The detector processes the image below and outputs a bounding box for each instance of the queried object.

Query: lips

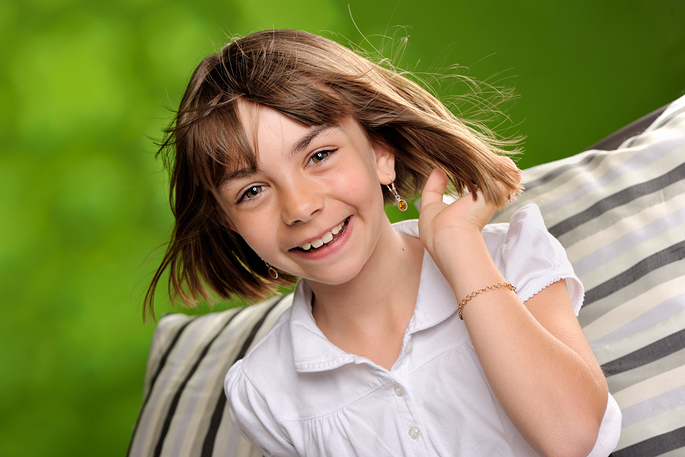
[296,218,349,251]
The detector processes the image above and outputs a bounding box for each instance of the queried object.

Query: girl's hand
[418,157,520,258]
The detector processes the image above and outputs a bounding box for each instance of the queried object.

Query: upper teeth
[300,222,344,251]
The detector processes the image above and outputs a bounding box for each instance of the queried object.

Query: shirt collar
[290,219,462,373]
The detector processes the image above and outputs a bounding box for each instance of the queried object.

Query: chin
[300,264,365,287]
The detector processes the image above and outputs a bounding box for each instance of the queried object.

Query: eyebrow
[220,167,256,187]
[217,163,259,192]
[290,124,335,157]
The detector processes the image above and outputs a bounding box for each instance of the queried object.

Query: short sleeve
[483,204,585,315]
[224,361,297,457]
[587,394,622,457]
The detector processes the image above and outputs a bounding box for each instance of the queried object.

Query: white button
[394,385,404,397]
[404,341,413,353]
[408,427,420,439]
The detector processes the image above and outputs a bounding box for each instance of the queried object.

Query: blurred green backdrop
[0,0,683,455]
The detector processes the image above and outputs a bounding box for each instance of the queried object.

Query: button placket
[388,342,427,448]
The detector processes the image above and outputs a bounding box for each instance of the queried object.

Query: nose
[280,177,323,225]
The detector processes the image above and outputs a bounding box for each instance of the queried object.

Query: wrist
[422,222,483,262]
[458,281,517,320]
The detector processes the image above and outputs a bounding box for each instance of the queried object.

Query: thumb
[420,168,449,210]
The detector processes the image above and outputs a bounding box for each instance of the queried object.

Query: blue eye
[307,149,335,166]
[240,185,265,201]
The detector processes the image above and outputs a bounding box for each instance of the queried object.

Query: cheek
[229,213,275,255]
[332,160,384,203]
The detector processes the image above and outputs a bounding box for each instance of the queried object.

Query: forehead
[235,100,342,158]
[237,100,298,147]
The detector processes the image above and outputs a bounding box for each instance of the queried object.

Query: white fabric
[225,204,622,456]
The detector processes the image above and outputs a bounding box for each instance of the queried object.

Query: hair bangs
[183,101,258,191]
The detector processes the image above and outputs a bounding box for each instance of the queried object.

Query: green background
[1,0,683,455]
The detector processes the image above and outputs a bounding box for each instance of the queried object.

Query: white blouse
[225,204,622,456]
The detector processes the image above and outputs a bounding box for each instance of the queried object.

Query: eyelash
[306,148,336,167]
[239,185,266,202]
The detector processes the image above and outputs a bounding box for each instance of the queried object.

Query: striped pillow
[127,295,293,457]
[492,95,685,457]
[129,95,685,457]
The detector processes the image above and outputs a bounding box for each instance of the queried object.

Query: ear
[372,140,396,185]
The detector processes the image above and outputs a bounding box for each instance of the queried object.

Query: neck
[306,218,424,368]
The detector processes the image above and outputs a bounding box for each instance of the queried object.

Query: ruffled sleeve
[224,360,297,457]
[483,204,585,315]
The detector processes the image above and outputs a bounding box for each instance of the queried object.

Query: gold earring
[386,178,407,212]
[264,261,278,279]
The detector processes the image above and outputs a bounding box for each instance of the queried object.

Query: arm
[419,167,607,457]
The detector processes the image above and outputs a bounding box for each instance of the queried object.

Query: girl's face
[219,103,395,286]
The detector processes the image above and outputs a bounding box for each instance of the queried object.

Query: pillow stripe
[549,162,685,238]
[147,318,198,395]
[583,240,685,306]
[579,262,684,328]
[616,404,685,452]
[607,350,685,395]
[620,383,685,429]
[539,141,682,221]
[557,181,685,254]
[601,329,685,376]
[153,308,247,457]
[200,297,288,457]
[521,151,600,191]
[611,426,685,457]
[645,109,685,134]
[587,292,685,352]
[566,190,685,263]
[126,317,198,457]
[509,151,611,215]
[580,228,684,294]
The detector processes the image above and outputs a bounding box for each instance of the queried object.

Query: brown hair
[145,29,521,320]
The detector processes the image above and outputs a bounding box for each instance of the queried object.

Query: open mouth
[295,218,350,252]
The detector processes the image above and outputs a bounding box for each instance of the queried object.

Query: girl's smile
[289,216,352,261]
[294,217,347,252]
[219,102,397,286]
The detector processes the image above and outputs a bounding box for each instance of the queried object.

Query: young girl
[148,29,621,456]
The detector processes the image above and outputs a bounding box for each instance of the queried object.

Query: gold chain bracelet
[458,281,517,320]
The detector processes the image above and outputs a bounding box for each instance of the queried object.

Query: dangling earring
[386,176,407,211]
[264,261,279,280]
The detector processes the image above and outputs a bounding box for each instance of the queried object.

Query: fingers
[499,156,523,189]
[420,158,522,215]
[420,168,449,210]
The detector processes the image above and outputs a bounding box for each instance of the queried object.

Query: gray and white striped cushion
[128,96,685,457]
[127,295,293,457]
[492,95,685,457]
